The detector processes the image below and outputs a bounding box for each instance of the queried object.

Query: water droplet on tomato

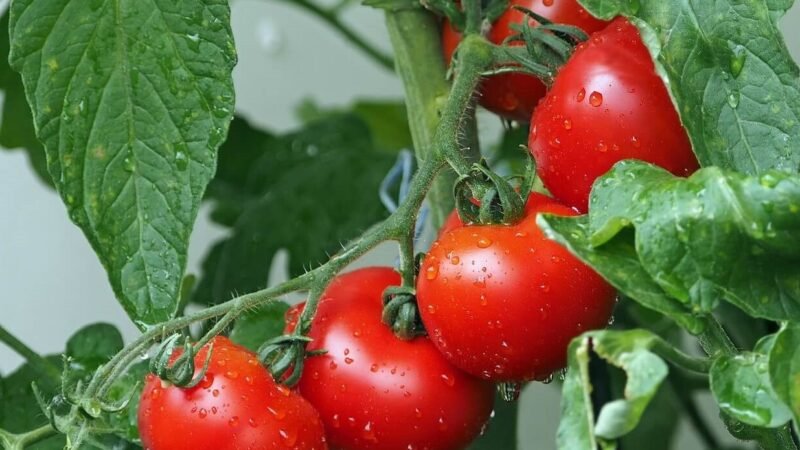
[542,0,554,6]
[596,141,608,152]
[477,237,492,248]
[426,304,436,314]
[563,119,572,130]
[441,373,455,387]
[438,417,448,431]
[198,408,208,418]
[276,385,292,397]
[244,376,253,385]
[225,370,239,380]
[363,422,379,443]
[549,137,561,147]
[577,88,586,102]
[370,364,379,372]
[450,255,460,264]
[249,418,258,428]
[268,406,287,420]
[589,91,603,107]
[150,388,161,399]
[479,294,488,306]
[199,374,214,389]
[329,361,338,370]
[279,428,298,447]
[211,406,218,414]
[228,416,239,427]
[414,408,423,418]
[425,265,439,280]
[344,348,350,356]
[344,357,354,365]
[332,414,341,428]
[631,136,641,148]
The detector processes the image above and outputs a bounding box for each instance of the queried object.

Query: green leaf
[194,114,394,305]
[557,329,668,450]
[468,393,517,450]
[296,99,413,153]
[579,0,800,174]
[541,161,800,323]
[66,323,124,371]
[768,324,800,424]
[711,351,792,428]
[8,0,237,328]
[229,302,290,352]
[0,11,50,187]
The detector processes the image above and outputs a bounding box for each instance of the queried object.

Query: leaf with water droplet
[711,351,791,428]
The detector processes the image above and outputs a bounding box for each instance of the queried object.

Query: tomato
[529,17,699,212]
[296,267,494,450]
[442,0,608,120]
[416,193,616,381]
[138,336,327,450]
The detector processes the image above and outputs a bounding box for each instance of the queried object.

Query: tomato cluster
[139,3,701,449]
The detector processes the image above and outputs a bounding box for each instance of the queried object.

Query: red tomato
[529,17,699,212]
[296,267,494,450]
[417,193,617,381]
[138,336,327,450]
[442,0,608,120]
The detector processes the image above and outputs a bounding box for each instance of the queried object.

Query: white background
[2,2,800,448]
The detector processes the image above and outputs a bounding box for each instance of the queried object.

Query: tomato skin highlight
[417,193,617,382]
[529,17,699,212]
[442,0,608,120]
[138,336,327,450]
[296,267,494,450]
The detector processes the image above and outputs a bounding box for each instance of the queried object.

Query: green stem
[0,324,60,381]
[280,0,394,71]
[0,424,58,450]
[651,337,712,373]
[695,316,798,450]
[384,9,455,229]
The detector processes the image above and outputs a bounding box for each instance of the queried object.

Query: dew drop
[576,88,586,102]
[332,414,341,428]
[425,265,439,280]
[225,370,239,380]
[175,151,188,171]
[198,408,208,418]
[276,385,292,397]
[426,304,437,314]
[344,357,354,365]
[730,43,747,78]
[596,141,608,152]
[450,255,460,265]
[329,361,338,370]
[563,119,572,130]
[543,0,554,5]
[279,428,298,447]
[370,364,380,373]
[363,422,378,443]
[589,91,603,107]
[228,416,239,427]
[441,373,455,387]
[477,237,493,248]
[212,389,220,397]
[631,136,641,148]
[268,406,287,420]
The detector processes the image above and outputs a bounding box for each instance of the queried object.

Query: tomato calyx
[454,159,533,225]
[491,6,589,82]
[149,334,214,388]
[257,333,318,387]
[381,285,426,340]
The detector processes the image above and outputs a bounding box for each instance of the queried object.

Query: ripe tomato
[295,267,494,450]
[138,336,327,450]
[416,193,617,381]
[442,0,608,120]
[529,17,699,212]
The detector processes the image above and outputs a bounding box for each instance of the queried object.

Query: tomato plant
[417,193,616,381]
[138,336,327,450]
[294,268,494,450]
[528,17,699,212]
[442,0,608,121]
[3,0,800,449]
